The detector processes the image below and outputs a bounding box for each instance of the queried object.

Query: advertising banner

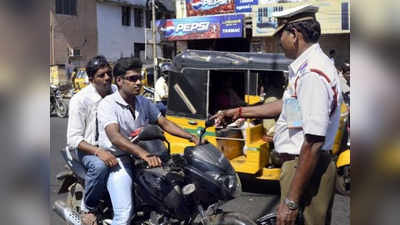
[186,0,235,16]
[234,0,258,13]
[157,14,244,41]
[252,0,350,37]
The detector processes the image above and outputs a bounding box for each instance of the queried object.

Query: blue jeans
[107,157,134,225]
[79,153,110,212]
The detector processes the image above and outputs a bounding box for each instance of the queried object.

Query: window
[68,48,80,57]
[134,8,144,27]
[122,6,131,26]
[134,43,145,59]
[146,10,152,28]
[341,2,349,30]
[55,0,77,15]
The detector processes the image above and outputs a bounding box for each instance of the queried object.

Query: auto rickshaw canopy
[172,49,293,72]
[167,50,292,120]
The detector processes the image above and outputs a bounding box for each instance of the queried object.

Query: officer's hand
[141,154,162,168]
[210,110,232,127]
[96,148,118,167]
[276,202,298,225]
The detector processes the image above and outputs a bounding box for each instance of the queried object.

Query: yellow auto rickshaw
[71,68,89,93]
[164,50,350,193]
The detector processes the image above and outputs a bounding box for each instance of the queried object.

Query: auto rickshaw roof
[173,49,293,71]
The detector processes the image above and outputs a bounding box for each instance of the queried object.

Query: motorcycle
[142,86,155,101]
[53,120,255,225]
[50,85,68,118]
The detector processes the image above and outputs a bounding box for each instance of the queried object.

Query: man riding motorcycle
[97,57,200,225]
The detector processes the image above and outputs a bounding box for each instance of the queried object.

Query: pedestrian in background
[154,62,171,115]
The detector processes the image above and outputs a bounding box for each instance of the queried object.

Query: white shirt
[97,91,161,156]
[67,83,118,149]
[154,76,168,102]
[338,71,350,93]
[273,44,342,154]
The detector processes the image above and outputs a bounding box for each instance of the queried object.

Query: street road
[50,117,350,225]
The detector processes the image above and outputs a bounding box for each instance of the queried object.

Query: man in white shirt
[211,4,341,225]
[97,57,199,225]
[67,55,118,225]
[154,63,170,115]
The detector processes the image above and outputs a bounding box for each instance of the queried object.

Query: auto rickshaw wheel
[336,165,351,196]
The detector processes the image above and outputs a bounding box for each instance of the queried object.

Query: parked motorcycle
[53,120,254,225]
[50,85,68,118]
[142,86,155,101]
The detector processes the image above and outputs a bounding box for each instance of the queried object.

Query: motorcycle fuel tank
[135,167,189,219]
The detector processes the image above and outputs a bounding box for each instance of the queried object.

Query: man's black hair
[113,57,142,77]
[85,55,110,79]
[284,19,321,43]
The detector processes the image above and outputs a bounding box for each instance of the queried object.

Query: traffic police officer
[211,4,342,225]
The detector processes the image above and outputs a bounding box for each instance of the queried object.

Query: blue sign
[235,0,258,13]
[157,14,244,41]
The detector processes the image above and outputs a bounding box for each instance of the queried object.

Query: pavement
[50,117,350,225]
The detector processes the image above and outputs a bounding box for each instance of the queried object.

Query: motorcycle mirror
[182,183,196,196]
[136,125,166,141]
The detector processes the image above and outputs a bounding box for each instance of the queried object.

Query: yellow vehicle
[164,50,351,187]
[141,58,173,88]
[332,102,351,195]
[50,65,67,86]
[141,64,155,88]
[72,68,89,93]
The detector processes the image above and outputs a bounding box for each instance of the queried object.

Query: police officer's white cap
[272,4,319,36]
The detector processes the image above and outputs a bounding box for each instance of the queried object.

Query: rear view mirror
[137,125,166,141]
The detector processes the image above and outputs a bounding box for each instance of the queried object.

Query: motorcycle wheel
[208,212,257,225]
[50,102,55,116]
[336,165,351,196]
[56,100,68,118]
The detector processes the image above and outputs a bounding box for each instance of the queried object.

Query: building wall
[319,33,350,68]
[255,33,350,69]
[97,2,162,63]
[50,0,98,67]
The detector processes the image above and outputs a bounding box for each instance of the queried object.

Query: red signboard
[186,0,235,17]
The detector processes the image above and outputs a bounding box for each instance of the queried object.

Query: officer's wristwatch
[284,198,299,210]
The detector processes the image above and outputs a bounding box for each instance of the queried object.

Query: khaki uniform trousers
[279,151,336,225]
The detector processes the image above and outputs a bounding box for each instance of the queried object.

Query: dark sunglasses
[123,75,142,82]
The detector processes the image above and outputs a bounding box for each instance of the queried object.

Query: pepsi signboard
[157,14,244,41]
[186,0,235,16]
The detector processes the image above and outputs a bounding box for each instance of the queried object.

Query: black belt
[276,151,331,165]
[276,153,299,164]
